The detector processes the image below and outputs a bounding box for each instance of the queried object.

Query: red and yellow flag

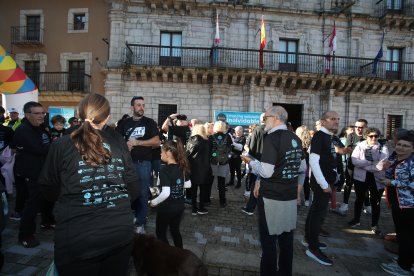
[259,15,266,69]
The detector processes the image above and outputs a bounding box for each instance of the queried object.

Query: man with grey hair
[304,111,341,266]
[241,105,305,275]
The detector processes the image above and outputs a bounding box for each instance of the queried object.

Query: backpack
[211,134,230,165]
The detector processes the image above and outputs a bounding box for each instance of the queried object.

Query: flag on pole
[0,45,38,94]
[372,30,385,75]
[324,22,337,74]
[259,15,266,69]
[214,13,220,46]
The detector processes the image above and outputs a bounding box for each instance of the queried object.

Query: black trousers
[229,157,242,186]
[191,182,207,211]
[257,197,293,276]
[343,169,371,206]
[14,174,29,214]
[245,175,258,212]
[56,242,133,276]
[18,178,55,239]
[156,208,184,248]
[353,172,383,227]
[217,176,226,204]
[305,180,331,251]
[395,208,414,271]
[303,176,310,201]
[204,170,214,204]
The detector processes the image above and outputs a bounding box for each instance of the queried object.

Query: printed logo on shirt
[42,133,50,144]
[291,139,298,148]
[103,142,111,152]
[130,127,146,139]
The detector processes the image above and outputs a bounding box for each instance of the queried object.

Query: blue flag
[372,31,385,75]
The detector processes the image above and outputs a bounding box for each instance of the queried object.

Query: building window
[387,0,402,11]
[278,39,298,72]
[68,8,88,33]
[68,60,85,91]
[386,48,402,80]
[26,15,41,41]
[386,114,403,140]
[158,104,177,126]
[159,32,182,66]
[73,13,86,30]
[25,61,40,87]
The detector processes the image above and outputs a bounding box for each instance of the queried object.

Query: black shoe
[348,219,361,228]
[306,249,333,266]
[40,223,55,230]
[241,207,254,216]
[19,235,40,248]
[197,208,208,215]
[192,209,198,216]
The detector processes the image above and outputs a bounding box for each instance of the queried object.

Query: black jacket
[186,135,211,184]
[12,120,50,179]
[39,130,139,265]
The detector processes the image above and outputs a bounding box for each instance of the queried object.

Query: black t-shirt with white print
[157,164,185,213]
[310,130,338,185]
[115,116,159,161]
[260,129,304,201]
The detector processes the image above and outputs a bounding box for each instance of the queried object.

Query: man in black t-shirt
[241,106,305,275]
[161,113,192,145]
[304,111,344,266]
[116,96,160,234]
[338,118,370,215]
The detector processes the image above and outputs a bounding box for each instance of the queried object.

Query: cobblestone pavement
[2,178,397,275]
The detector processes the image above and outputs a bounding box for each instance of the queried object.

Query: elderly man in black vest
[241,105,305,276]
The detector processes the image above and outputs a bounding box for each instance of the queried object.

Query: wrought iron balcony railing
[377,0,414,18]
[125,44,414,81]
[11,26,44,45]
[29,72,91,93]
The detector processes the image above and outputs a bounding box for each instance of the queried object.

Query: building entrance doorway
[273,103,303,130]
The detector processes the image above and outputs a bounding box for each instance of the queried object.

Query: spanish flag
[260,15,266,69]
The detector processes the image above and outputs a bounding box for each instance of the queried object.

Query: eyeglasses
[263,115,275,121]
[396,143,413,148]
[367,135,378,138]
[28,112,46,116]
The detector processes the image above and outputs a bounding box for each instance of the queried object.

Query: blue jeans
[133,160,152,226]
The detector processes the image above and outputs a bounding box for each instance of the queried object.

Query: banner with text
[214,111,261,126]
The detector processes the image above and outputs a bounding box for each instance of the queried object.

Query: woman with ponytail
[39,94,139,275]
[149,138,190,248]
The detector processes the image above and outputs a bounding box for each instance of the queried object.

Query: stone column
[107,3,126,68]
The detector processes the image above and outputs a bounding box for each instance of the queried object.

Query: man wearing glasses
[338,119,371,215]
[11,101,51,247]
[241,106,305,275]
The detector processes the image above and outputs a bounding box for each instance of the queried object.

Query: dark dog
[132,233,208,276]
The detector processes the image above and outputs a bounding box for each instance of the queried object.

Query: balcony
[11,26,44,45]
[377,0,414,29]
[31,72,91,93]
[125,44,414,81]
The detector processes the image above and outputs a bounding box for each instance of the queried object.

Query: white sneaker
[304,200,310,207]
[364,206,372,215]
[244,191,250,198]
[381,262,411,275]
[135,225,146,234]
[339,203,348,213]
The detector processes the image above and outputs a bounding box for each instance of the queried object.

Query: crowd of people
[0,94,412,276]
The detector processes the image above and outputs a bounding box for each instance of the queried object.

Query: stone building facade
[104,0,414,137]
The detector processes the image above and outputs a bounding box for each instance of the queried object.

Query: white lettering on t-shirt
[130,127,146,139]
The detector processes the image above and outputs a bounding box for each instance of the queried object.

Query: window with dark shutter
[386,114,403,140]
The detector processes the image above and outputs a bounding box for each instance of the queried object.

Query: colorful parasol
[0,45,38,94]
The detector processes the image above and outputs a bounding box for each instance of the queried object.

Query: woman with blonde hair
[296,125,312,206]
[39,94,139,275]
[209,121,233,207]
[186,124,211,215]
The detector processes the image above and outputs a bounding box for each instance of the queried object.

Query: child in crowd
[49,115,66,141]
[150,139,191,248]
